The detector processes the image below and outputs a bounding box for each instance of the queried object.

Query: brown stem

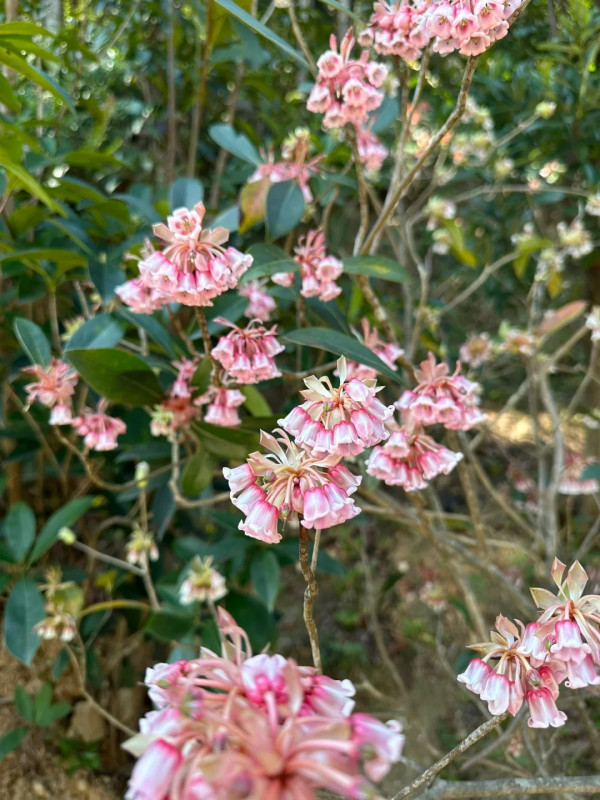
[417,775,600,799]
[299,526,322,673]
[187,8,212,177]
[391,713,509,800]
[166,0,177,185]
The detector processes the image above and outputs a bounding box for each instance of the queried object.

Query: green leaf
[250,550,280,612]
[36,700,72,726]
[283,328,403,383]
[118,311,178,360]
[12,317,51,366]
[0,726,28,760]
[88,254,125,302]
[241,243,298,284]
[211,0,309,68]
[14,685,34,721]
[4,578,45,665]
[65,348,163,405]
[29,496,95,563]
[4,502,36,563]
[145,611,196,643]
[169,177,204,210]
[0,248,86,270]
[0,72,19,112]
[0,145,63,213]
[581,463,600,481]
[181,450,217,496]
[0,50,73,111]
[343,255,412,284]
[64,314,124,351]
[208,123,261,166]
[223,590,275,651]
[266,181,305,240]
[241,385,273,416]
[316,0,362,22]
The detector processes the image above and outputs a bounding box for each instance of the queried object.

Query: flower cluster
[247,129,321,203]
[356,126,389,172]
[586,306,600,343]
[273,229,344,302]
[151,358,200,439]
[23,358,78,426]
[123,203,252,308]
[125,610,404,800]
[238,280,277,322]
[366,422,463,491]
[126,526,159,566]
[396,352,487,430]
[280,358,393,459]
[225,429,362,543]
[179,556,227,605]
[72,400,127,452]
[307,29,387,130]
[459,332,493,368]
[212,318,284,384]
[360,0,521,61]
[196,386,246,428]
[459,560,600,727]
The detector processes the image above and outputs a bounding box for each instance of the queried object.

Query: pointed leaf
[4,502,36,563]
[0,726,28,760]
[4,578,45,665]
[169,177,204,210]
[251,550,280,612]
[65,348,163,405]
[64,314,125,351]
[266,181,304,240]
[209,123,261,166]
[241,243,298,284]
[29,496,95,563]
[283,327,403,383]
[13,317,51,366]
[212,0,309,68]
[343,255,412,284]
[239,178,270,233]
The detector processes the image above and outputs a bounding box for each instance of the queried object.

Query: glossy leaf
[4,578,45,665]
[0,50,73,111]
[181,450,217,496]
[241,243,298,284]
[283,327,403,383]
[65,348,163,405]
[13,317,51,366]
[29,496,95,563]
[169,177,204,210]
[242,385,273,416]
[212,0,309,68]
[64,314,125,351]
[4,502,36,563]
[342,255,412,284]
[239,178,270,233]
[266,181,304,240]
[209,123,262,166]
[0,145,63,213]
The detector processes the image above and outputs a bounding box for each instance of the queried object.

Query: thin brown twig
[299,526,322,673]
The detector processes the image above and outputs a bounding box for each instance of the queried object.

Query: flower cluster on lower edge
[125,609,404,800]
[457,559,600,728]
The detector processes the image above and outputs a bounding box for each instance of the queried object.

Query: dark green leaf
[316,0,362,22]
[250,550,280,612]
[65,348,163,405]
[88,254,125,302]
[223,590,275,651]
[266,181,304,240]
[241,385,272,417]
[64,314,124,351]
[37,701,72,726]
[4,578,45,665]
[208,123,261,166]
[29,496,95,563]
[4,502,36,563]
[0,726,28,760]
[283,328,403,383]
[343,255,412,284]
[0,51,73,111]
[169,177,204,209]
[14,685,34,721]
[211,0,309,68]
[145,611,196,643]
[241,243,298,284]
[12,317,51,366]
[181,450,217,496]
[118,311,178,360]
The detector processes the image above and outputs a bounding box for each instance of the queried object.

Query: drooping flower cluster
[280,358,393,459]
[356,126,389,172]
[307,29,387,131]
[117,242,167,314]
[211,318,284,384]
[124,203,252,307]
[125,609,404,800]
[559,450,599,496]
[360,0,521,61]
[458,560,600,728]
[396,352,487,430]
[459,332,493,368]
[151,358,200,439]
[196,386,246,428]
[247,129,321,202]
[23,358,78,425]
[344,318,404,381]
[72,400,127,451]
[366,421,462,491]
[179,556,227,605]
[238,280,277,322]
[125,526,159,566]
[273,229,344,302]
[224,429,362,543]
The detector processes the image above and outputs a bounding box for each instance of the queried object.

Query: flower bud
[136,461,151,487]
[58,526,76,545]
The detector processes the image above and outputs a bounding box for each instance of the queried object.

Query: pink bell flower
[211,318,284,384]
[525,688,567,728]
[71,400,126,451]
